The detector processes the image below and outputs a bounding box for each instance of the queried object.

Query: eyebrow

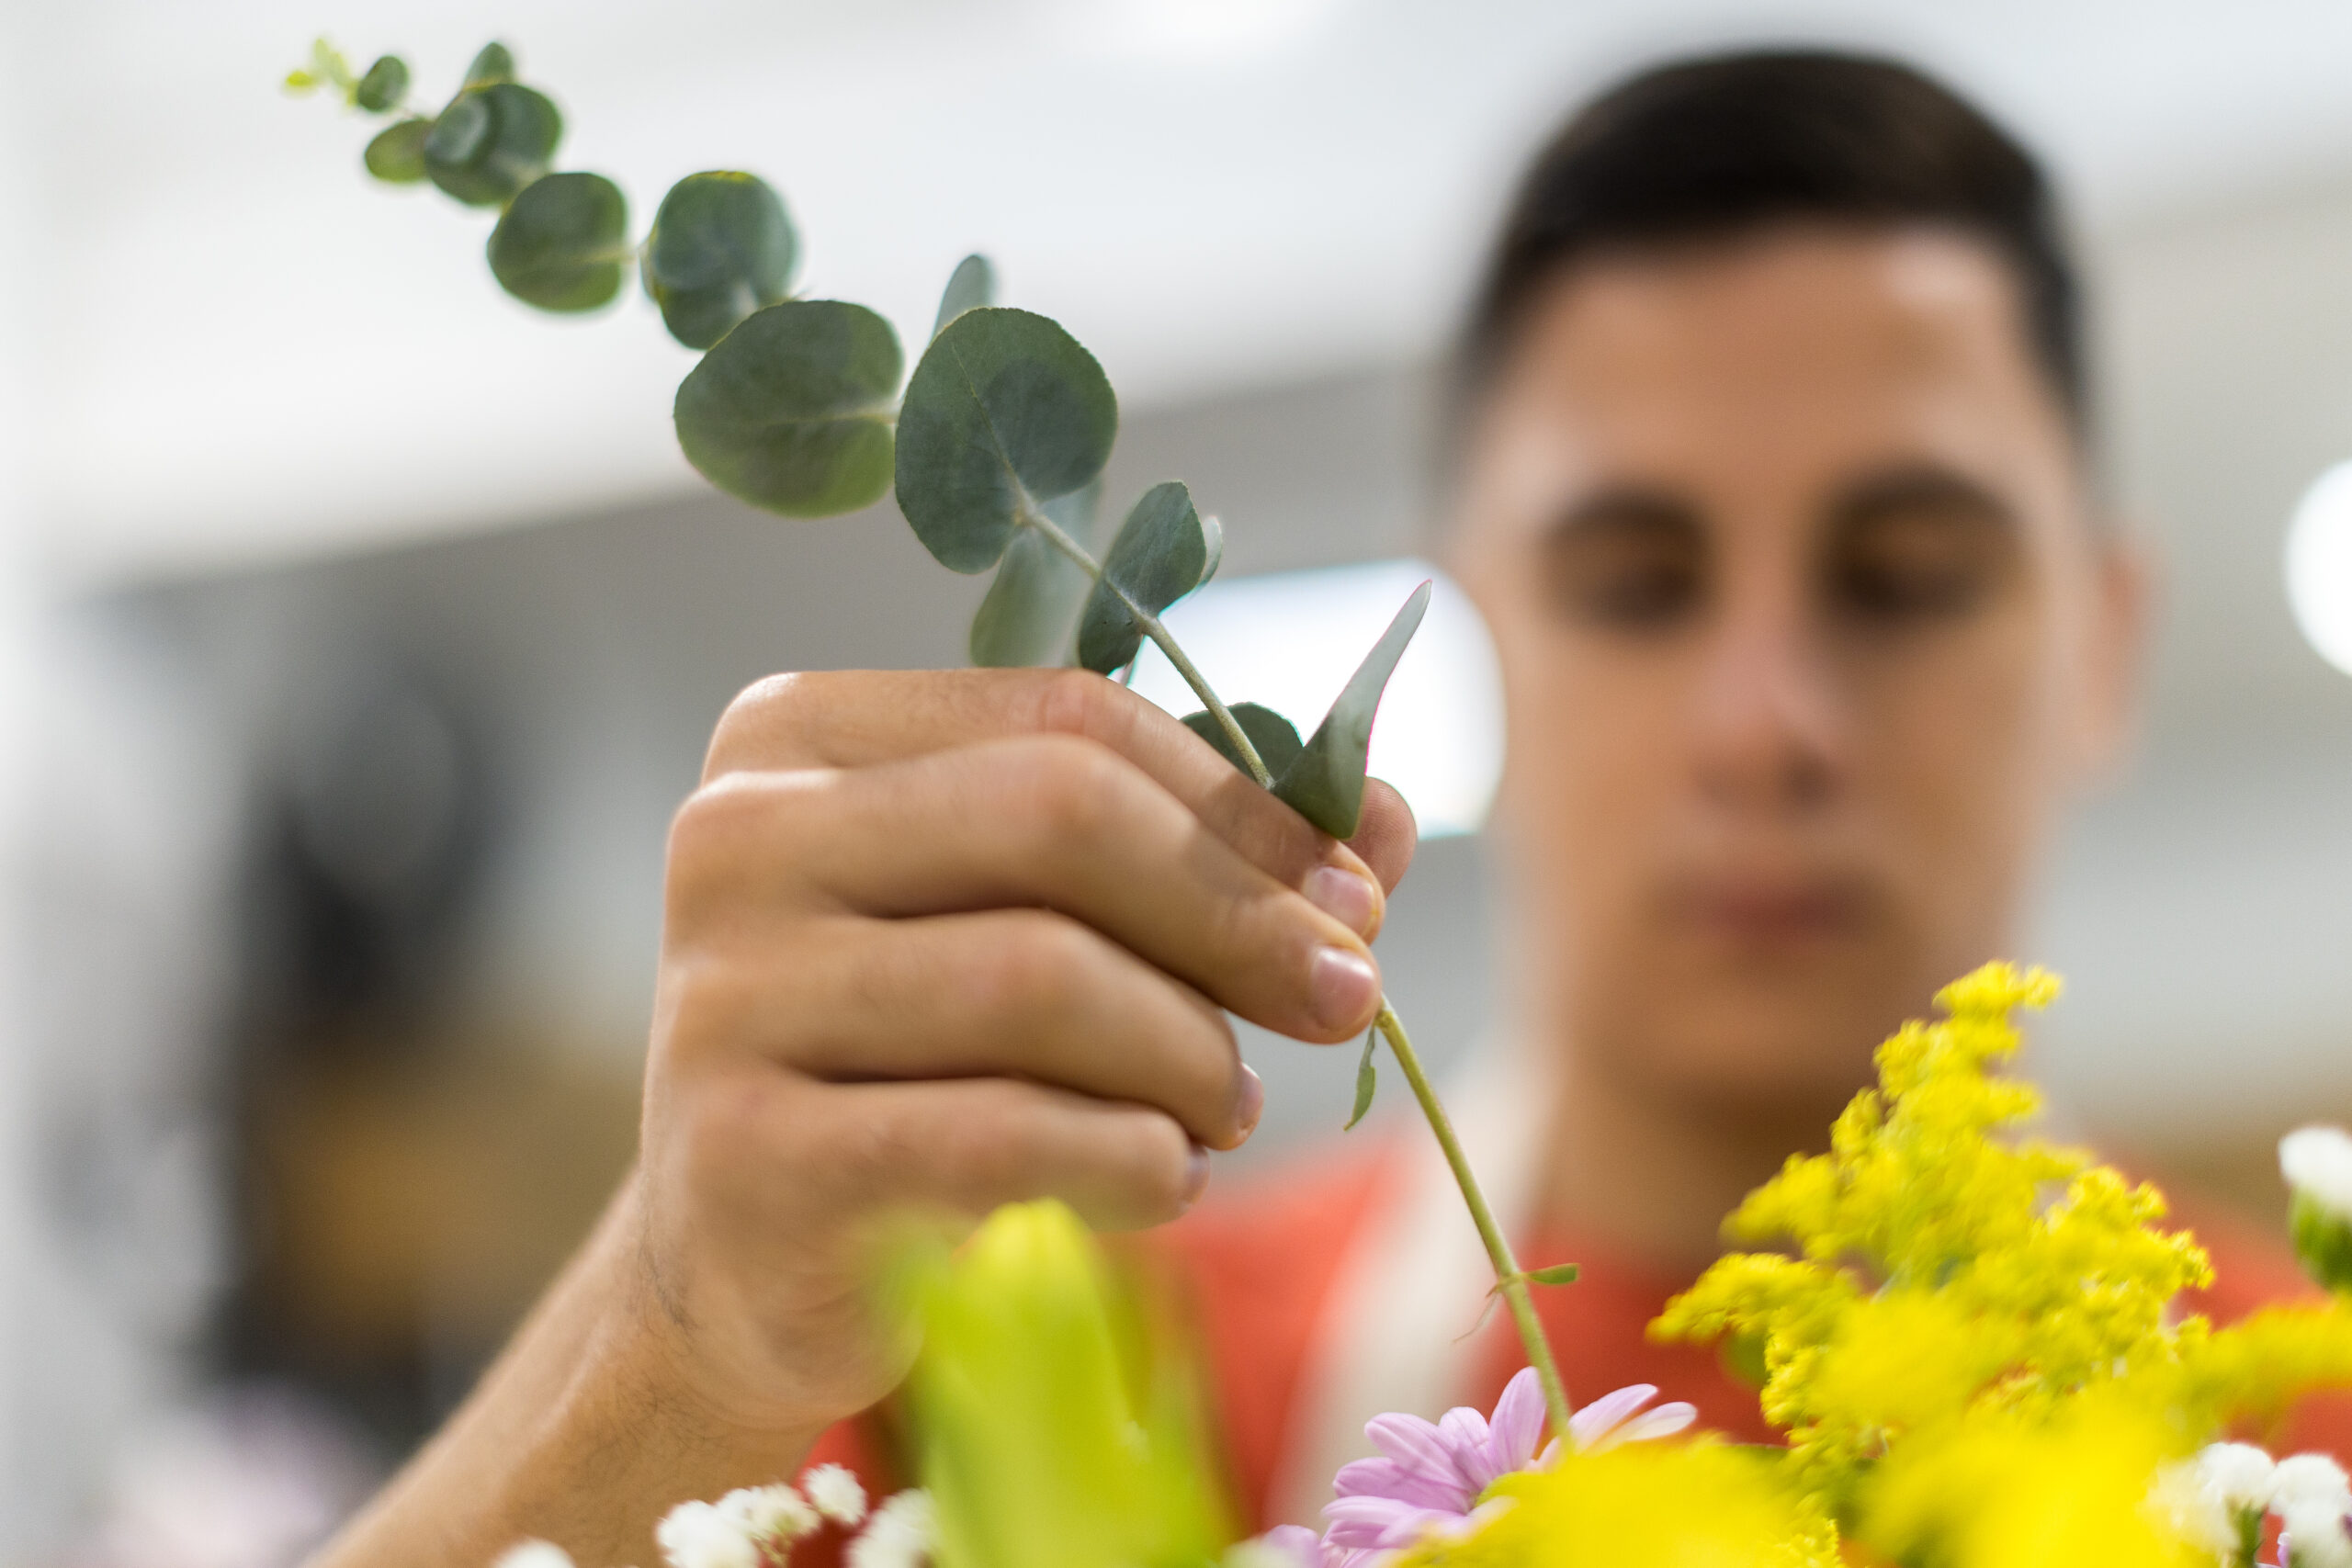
[1544,484,1705,545]
[1823,464,2018,536]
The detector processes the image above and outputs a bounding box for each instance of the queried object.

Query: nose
[1689,573,1846,817]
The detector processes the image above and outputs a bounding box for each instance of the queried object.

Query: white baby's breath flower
[656,1498,760,1568]
[2276,1455,2352,1510]
[493,1542,579,1568]
[847,1489,934,1568]
[801,1462,868,1527]
[2202,1441,2283,1516]
[2284,1129,2352,1217]
[2282,1497,2352,1568]
[718,1482,820,1545]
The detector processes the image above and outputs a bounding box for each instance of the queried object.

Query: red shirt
[808,1139,2352,1536]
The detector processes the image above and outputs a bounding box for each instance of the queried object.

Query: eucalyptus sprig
[296,38,1577,1438]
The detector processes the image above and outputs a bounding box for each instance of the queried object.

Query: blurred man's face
[1450,225,2141,1126]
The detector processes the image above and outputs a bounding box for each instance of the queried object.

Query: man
[319,51,2346,1567]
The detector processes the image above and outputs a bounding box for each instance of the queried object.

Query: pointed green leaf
[424,82,560,207]
[674,299,902,517]
[1272,582,1431,839]
[1344,1029,1378,1131]
[968,479,1101,669]
[363,118,432,183]
[933,254,995,339]
[465,41,516,86]
[487,172,629,312]
[894,307,1118,573]
[356,55,409,113]
[644,172,797,350]
[1181,703,1303,780]
[1075,481,1216,673]
[1525,1263,1581,1287]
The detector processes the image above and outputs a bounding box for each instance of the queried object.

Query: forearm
[311,1171,828,1568]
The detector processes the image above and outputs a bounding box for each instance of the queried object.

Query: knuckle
[974,913,1100,1022]
[1030,667,1133,744]
[706,671,824,780]
[1009,734,1131,845]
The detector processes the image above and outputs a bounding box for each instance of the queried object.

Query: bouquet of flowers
[288,43,2352,1568]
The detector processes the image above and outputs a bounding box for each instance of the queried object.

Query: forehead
[1470,226,2077,514]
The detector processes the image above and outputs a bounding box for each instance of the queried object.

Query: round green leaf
[674,299,903,518]
[488,173,630,312]
[1076,481,1213,673]
[643,172,797,350]
[424,83,561,208]
[1181,703,1304,780]
[356,54,409,113]
[932,254,995,340]
[969,478,1101,668]
[363,118,432,184]
[894,307,1117,573]
[466,41,516,85]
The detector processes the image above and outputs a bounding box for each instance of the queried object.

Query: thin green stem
[1025,506,1272,785]
[1030,495,1575,1438]
[1375,1000,1576,1439]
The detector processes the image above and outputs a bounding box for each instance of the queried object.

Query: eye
[1539,505,1709,632]
[1826,506,2015,626]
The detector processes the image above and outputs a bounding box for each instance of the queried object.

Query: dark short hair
[1454,50,2084,439]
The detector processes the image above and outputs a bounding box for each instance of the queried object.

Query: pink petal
[1484,1368,1547,1475]
[1437,1407,1494,1488]
[1567,1383,1657,1451]
[1373,1507,1466,1551]
[1323,1495,1430,1551]
[1332,1457,1466,1512]
[1600,1403,1696,1450]
[1364,1413,1474,1493]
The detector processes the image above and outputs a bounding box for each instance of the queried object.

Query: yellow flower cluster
[1389,1439,1839,1568]
[1654,963,2224,1492]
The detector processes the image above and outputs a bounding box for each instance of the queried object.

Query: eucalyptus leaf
[465,41,516,85]
[356,54,409,113]
[1075,481,1215,673]
[1197,513,1224,588]
[1180,703,1303,780]
[363,118,431,183]
[673,299,902,517]
[644,172,797,350]
[1526,1263,1581,1286]
[487,172,629,311]
[1272,582,1431,839]
[1344,1029,1378,1131]
[424,82,561,207]
[894,307,1117,573]
[932,254,995,339]
[968,478,1101,669]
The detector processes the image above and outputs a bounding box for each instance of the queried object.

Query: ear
[2070,525,2156,788]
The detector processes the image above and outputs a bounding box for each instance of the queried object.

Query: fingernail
[1181,1145,1212,1205]
[1236,1066,1265,1139]
[1305,865,1380,935]
[1309,945,1380,1031]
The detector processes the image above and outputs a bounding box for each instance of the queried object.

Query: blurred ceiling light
[2286,458,2352,676]
[1128,558,1504,837]
[1057,0,1347,62]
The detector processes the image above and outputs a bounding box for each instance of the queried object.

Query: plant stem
[1375,999,1576,1439]
[1026,495,1576,1438]
[1025,505,1271,784]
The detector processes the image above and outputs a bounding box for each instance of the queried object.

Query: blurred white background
[6,0,2352,1561]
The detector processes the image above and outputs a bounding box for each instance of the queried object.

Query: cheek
[1843,610,2064,886]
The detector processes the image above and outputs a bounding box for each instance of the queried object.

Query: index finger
[705,667,1417,928]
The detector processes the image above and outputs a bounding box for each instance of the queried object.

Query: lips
[1667,872,1876,947]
